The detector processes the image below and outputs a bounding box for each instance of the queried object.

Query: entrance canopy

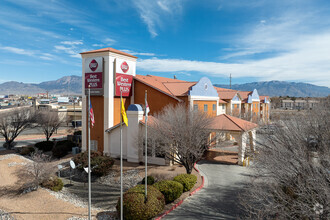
[208,114,258,132]
[208,114,258,165]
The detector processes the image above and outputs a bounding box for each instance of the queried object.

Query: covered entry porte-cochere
[207,114,258,165]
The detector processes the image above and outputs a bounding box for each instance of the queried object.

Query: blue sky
[0,0,330,87]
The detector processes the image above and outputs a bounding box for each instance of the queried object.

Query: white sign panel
[84,57,103,73]
[84,57,104,95]
[115,58,136,76]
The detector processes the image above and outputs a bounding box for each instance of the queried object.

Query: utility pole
[230,74,232,89]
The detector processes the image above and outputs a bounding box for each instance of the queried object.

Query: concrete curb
[155,161,205,220]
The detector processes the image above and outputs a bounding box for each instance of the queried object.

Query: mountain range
[214,81,330,97]
[0,75,329,97]
[0,75,81,95]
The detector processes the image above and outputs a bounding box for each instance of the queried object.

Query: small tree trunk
[185,164,193,174]
[5,139,14,149]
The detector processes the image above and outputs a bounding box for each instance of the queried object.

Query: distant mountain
[214,81,330,97]
[1,76,329,97]
[0,75,82,95]
[38,75,82,94]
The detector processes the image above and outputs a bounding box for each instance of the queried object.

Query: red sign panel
[115,73,133,97]
[85,72,103,89]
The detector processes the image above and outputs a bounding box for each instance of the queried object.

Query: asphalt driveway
[164,160,252,219]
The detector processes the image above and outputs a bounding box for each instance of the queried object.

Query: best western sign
[115,59,134,97]
[84,57,103,95]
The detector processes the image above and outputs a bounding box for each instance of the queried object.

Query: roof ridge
[162,82,176,97]
[134,77,182,102]
[224,114,245,131]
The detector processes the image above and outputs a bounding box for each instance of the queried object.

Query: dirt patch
[0,154,98,220]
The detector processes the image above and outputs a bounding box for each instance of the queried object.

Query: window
[222,104,225,110]
[232,104,235,109]
[204,104,208,112]
[193,104,198,111]
[213,104,216,111]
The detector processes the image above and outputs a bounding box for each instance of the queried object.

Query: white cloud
[92,44,105,47]
[104,38,116,45]
[137,33,330,87]
[70,54,81,58]
[54,45,81,59]
[0,46,34,56]
[53,40,85,59]
[60,40,83,45]
[133,0,183,37]
[120,49,156,56]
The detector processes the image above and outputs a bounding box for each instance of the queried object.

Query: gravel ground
[97,169,142,191]
[0,209,15,220]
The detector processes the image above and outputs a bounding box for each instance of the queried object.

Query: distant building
[281,98,319,110]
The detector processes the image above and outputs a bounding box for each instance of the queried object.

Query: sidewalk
[0,130,69,142]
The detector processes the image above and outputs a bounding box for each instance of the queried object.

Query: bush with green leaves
[73,151,114,176]
[153,180,183,204]
[116,184,165,220]
[142,175,155,185]
[20,146,35,156]
[173,174,197,192]
[41,176,63,192]
[35,141,54,152]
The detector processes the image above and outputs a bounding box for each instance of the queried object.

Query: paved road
[164,161,252,220]
[0,135,67,150]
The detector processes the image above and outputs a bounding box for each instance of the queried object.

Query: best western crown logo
[121,61,129,73]
[89,59,98,71]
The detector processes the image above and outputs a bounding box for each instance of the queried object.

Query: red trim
[190,176,204,196]
[155,160,205,219]
[7,134,67,141]
[155,199,184,220]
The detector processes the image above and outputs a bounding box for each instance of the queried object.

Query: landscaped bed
[0,151,203,220]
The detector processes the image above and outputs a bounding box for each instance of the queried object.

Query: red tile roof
[139,115,157,126]
[134,75,195,100]
[260,95,270,103]
[239,91,252,103]
[218,99,228,104]
[208,114,258,131]
[80,47,138,58]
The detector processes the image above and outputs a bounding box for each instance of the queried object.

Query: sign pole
[145,90,148,200]
[88,86,91,220]
[120,91,123,220]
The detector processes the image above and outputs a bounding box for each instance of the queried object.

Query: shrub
[35,141,54,152]
[20,146,35,156]
[73,151,114,176]
[73,130,82,135]
[142,176,155,185]
[116,185,165,220]
[173,174,197,192]
[154,180,183,204]
[41,176,63,192]
[52,144,69,158]
[56,140,75,152]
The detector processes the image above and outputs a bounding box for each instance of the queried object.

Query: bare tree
[37,110,64,141]
[0,107,35,149]
[17,152,56,190]
[240,98,330,219]
[144,104,213,174]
